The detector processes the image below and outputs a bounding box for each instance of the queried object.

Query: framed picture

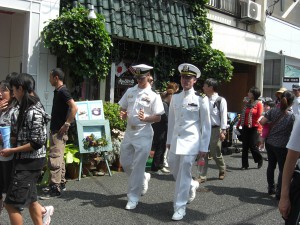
[76,101,89,120]
[76,119,112,154]
[75,100,104,120]
[88,100,104,120]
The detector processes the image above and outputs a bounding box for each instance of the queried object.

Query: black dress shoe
[241,167,248,170]
[268,187,276,195]
[258,160,263,169]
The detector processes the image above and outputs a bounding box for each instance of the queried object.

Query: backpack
[213,96,223,112]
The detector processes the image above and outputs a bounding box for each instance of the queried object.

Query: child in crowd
[0,80,16,216]
[259,99,276,152]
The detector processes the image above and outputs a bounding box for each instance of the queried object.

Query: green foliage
[190,45,234,83]
[152,54,178,91]
[103,102,127,134]
[187,1,233,83]
[152,0,233,85]
[64,144,80,164]
[187,0,213,46]
[41,5,112,80]
[151,48,188,92]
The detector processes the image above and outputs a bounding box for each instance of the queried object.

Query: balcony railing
[208,0,240,16]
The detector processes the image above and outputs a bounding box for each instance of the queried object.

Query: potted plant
[64,144,80,179]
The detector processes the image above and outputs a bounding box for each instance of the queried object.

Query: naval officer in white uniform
[167,63,211,221]
[118,64,164,210]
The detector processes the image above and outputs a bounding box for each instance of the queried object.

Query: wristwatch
[64,122,71,127]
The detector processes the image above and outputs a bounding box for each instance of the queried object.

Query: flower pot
[66,163,80,179]
[111,156,123,172]
[96,160,108,173]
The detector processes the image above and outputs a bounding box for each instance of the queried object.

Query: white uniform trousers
[120,125,153,202]
[168,152,197,211]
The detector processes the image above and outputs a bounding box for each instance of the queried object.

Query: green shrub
[103,102,127,137]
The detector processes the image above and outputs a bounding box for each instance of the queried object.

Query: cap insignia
[136,68,141,75]
[182,65,189,72]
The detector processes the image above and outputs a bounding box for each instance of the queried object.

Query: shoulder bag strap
[269,112,286,131]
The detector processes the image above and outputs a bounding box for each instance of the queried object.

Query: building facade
[0,0,60,113]
[1,0,272,113]
[264,0,300,98]
[82,0,267,112]
[207,0,265,111]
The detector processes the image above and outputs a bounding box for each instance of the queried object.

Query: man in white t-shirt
[279,118,300,224]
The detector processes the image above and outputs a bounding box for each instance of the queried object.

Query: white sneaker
[125,200,138,210]
[42,187,50,193]
[160,167,170,173]
[153,168,170,175]
[141,172,151,196]
[188,180,199,203]
[172,208,186,221]
[42,205,54,225]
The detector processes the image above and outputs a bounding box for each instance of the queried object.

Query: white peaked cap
[131,64,153,76]
[178,63,201,78]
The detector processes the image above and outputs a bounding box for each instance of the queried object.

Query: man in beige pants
[198,78,227,183]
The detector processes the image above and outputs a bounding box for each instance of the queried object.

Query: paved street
[0,149,284,225]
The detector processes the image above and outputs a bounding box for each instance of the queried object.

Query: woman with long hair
[0,80,16,216]
[0,73,54,225]
[260,91,295,199]
[237,86,263,170]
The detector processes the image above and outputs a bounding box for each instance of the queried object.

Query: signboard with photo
[75,100,104,120]
[75,100,111,179]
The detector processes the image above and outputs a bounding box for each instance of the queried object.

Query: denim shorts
[5,169,41,208]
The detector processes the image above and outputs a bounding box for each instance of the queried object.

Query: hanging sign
[116,77,135,88]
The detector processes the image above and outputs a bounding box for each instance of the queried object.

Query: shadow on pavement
[58,189,209,223]
[204,185,278,207]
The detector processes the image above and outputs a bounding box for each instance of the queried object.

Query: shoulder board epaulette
[195,91,206,98]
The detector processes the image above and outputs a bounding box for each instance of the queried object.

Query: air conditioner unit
[240,0,262,23]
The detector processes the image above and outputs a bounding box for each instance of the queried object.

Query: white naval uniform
[292,96,300,117]
[166,87,211,211]
[118,84,164,202]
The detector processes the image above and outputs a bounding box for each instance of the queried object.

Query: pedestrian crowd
[0,69,77,225]
[0,64,299,225]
